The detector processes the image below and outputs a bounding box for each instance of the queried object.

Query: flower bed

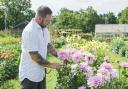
[56,48,128,89]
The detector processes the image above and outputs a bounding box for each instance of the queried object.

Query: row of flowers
[0,50,14,60]
[56,48,128,89]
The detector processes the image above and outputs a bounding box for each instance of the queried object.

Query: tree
[54,6,99,33]
[118,7,128,23]
[98,12,117,24]
[0,0,35,29]
[0,8,5,30]
[54,8,77,29]
[105,12,117,24]
[79,6,99,33]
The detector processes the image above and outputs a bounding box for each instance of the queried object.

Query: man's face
[40,15,52,27]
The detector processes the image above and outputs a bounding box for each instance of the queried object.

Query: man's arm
[29,51,61,69]
[47,43,71,64]
[47,43,58,57]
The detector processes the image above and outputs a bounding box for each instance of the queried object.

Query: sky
[31,0,128,16]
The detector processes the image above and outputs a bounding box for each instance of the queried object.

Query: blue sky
[31,0,128,16]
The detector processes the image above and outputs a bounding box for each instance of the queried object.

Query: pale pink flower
[80,62,93,77]
[58,49,70,60]
[84,53,95,64]
[98,63,118,82]
[110,69,119,79]
[78,85,85,89]
[72,51,83,62]
[87,75,103,88]
[120,62,128,68]
[100,63,113,72]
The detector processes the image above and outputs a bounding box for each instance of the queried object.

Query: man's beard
[40,24,46,29]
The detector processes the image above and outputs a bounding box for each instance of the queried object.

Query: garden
[0,31,128,89]
[0,0,128,88]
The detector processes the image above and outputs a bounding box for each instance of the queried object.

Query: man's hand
[45,63,62,69]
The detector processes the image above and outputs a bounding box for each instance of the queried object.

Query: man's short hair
[36,5,52,18]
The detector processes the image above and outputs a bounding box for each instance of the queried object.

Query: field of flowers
[0,33,128,89]
[56,35,128,89]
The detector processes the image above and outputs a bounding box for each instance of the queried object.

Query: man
[19,5,62,89]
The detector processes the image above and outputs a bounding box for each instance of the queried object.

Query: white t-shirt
[19,19,51,82]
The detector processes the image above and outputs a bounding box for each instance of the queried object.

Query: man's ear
[38,16,42,23]
[35,16,42,24]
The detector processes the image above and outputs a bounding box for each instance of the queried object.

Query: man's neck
[40,25,46,29]
[34,18,46,29]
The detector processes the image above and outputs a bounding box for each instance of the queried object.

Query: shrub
[0,79,20,89]
[80,33,92,41]
[0,36,20,45]
[0,31,10,37]
[0,44,21,83]
[52,37,67,48]
[125,51,128,58]
[110,38,125,54]
[119,46,128,57]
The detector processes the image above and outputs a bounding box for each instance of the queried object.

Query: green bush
[56,64,87,89]
[0,79,20,89]
[0,36,20,45]
[0,59,19,83]
[80,33,92,41]
[119,46,128,57]
[125,51,128,58]
[52,38,67,48]
[0,44,21,83]
[56,64,71,89]
[110,38,125,54]
[0,31,11,37]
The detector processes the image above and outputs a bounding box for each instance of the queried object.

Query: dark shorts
[20,77,46,89]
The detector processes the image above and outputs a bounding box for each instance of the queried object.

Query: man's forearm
[29,51,50,66]
[47,43,58,57]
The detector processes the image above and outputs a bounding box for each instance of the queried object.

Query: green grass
[107,51,128,68]
[46,54,61,89]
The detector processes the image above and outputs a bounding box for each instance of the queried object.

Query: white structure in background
[95,24,128,38]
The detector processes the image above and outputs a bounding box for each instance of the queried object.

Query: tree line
[0,0,128,33]
[52,6,128,33]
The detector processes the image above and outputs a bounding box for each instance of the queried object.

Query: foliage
[56,64,72,89]
[52,37,67,48]
[65,35,87,48]
[0,31,9,37]
[103,12,117,24]
[56,48,128,89]
[0,44,21,83]
[0,9,5,30]
[55,37,128,88]
[118,7,128,24]
[80,33,92,41]
[110,38,128,58]
[0,36,20,45]
[110,38,125,54]
[0,79,20,89]
[53,6,100,33]
[119,46,128,57]
[0,0,35,29]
